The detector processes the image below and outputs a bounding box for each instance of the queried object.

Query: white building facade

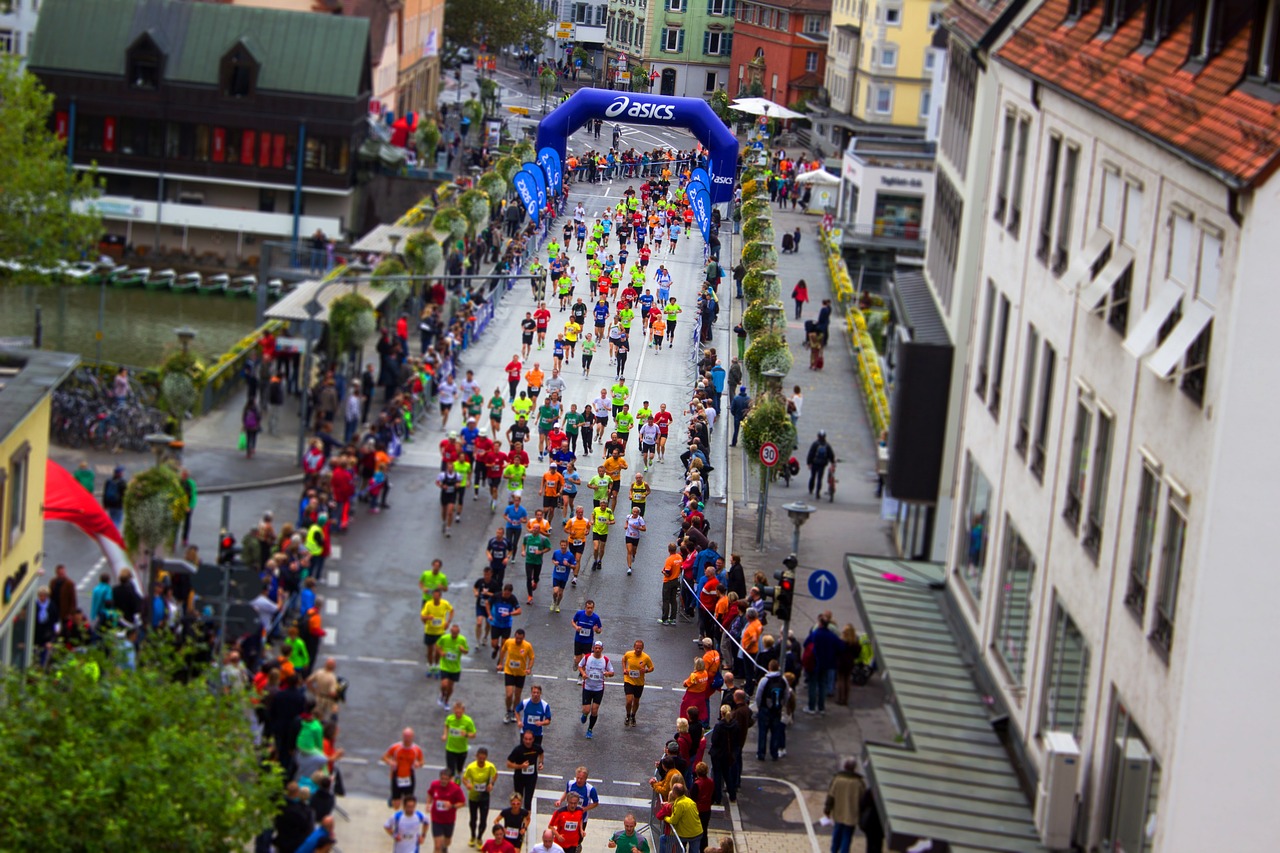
[945,0,1280,849]
[0,0,40,63]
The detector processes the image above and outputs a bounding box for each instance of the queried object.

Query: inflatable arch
[535,90,740,205]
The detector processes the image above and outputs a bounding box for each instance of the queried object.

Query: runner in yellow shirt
[620,639,656,727]
[420,587,454,676]
[496,629,536,723]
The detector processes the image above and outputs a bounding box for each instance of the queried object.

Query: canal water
[0,285,262,367]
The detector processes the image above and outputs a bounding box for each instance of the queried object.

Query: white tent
[728,97,805,120]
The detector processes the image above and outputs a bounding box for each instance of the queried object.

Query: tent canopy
[266,279,397,323]
[729,97,805,119]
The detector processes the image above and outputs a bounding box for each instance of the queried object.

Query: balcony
[839,221,926,252]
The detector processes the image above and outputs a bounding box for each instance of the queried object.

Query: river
[0,284,263,367]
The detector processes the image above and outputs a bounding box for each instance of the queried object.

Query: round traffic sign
[759,442,780,467]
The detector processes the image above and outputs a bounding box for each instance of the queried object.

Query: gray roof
[847,556,1047,853]
[0,349,78,439]
[30,0,370,100]
[891,271,951,346]
[267,279,395,324]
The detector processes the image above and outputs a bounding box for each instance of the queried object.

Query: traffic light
[758,584,777,613]
[774,555,797,622]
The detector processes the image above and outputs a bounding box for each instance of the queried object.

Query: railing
[838,222,928,247]
[199,320,286,415]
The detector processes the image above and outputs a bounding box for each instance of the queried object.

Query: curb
[200,473,305,494]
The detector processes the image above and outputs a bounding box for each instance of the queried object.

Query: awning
[1064,230,1112,293]
[352,223,420,254]
[266,278,397,323]
[1079,245,1134,309]
[1122,280,1184,359]
[847,556,1048,853]
[1146,299,1213,378]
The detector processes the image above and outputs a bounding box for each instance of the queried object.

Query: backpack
[244,408,259,431]
[761,676,786,712]
[813,442,831,466]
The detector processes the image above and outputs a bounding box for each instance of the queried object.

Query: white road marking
[77,557,108,590]
[740,775,822,853]
[330,545,343,560]
[326,571,340,587]
[324,598,339,615]
[323,628,338,646]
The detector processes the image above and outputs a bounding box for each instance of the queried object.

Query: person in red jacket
[692,761,716,848]
[427,767,466,851]
[548,791,586,853]
[330,459,357,532]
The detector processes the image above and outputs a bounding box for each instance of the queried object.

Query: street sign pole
[756,442,780,548]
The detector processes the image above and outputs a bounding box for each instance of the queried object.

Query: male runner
[620,640,655,726]
[384,728,426,809]
[590,503,615,572]
[496,628,536,724]
[622,507,647,575]
[563,507,591,587]
[421,587,453,676]
[578,641,614,738]
[487,583,522,659]
[550,539,577,612]
[437,624,468,708]
[521,525,551,605]
[571,600,603,670]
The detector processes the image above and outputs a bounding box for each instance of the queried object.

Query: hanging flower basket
[458,188,491,232]
[478,171,509,205]
[432,207,468,243]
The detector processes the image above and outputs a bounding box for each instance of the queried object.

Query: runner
[563,507,590,587]
[652,403,673,463]
[421,587,454,677]
[502,466,528,525]
[474,564,501,642]
[654,265,672,304]
[442,700,477,778]
[578,640,614,739]
[524,362,545,403]
[663,299,681,348]
[549,792,587,852]
[515,683,553,746]
[614,404,634,446]
[496,627,536,723]
[550,539,577,612]
[487,583,522,660]
[592,391,612,442]
[437,460,462,537]
[488,388,506,440]
[609,378,629,418]
[533,304,552,350]
[427,767,466,852]
[383,728,426,809]
[620,639,655,726]
[452,447,473,518]
[384,795,429,853]
[557,767,601,839]
[622,507,647,575]
[521,524,551,605]
[438,375,459,431]
[437,624,469,708]
[506,356,524,401]
[571,600,603,670]
[463,749,499,849]
[648,313,666,350]
[494,794,531,852]
[590,502,615,572]
[637,417,660,470]
[505,731,544,812]
[592,297,610,343]
[419,559,449,600]
[481,441,508,513]
[520,313,536,358]
[482,824,517,853]
[603,449,628,511]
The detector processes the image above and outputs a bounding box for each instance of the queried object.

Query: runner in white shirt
[637,419,660,471]
[530,828,567,853]
[592,393,612,441]
[623,508,646,573]
[383,796,428,853]
[577,641,614,739]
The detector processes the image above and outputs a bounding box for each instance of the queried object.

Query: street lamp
[174,326,197,355]
[782,501,815,556]
[778,501,815,642]
[145,432,175,468]
[762,303,784,337]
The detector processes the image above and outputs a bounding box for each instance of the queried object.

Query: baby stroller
[780,232,795,253]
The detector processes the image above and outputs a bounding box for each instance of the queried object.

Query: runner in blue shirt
[550,540,577,613]
[460,422,480,457]
[571,601,603,669]
[654,266,672,304]
[487,583,522,658]
[516,683,553,743]
[557,767,601,832]
[504,496,529,552]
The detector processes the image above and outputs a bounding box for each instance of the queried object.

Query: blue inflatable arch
[535,90,739,205]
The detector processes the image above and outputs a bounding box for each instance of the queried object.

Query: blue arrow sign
[808,569,838,601]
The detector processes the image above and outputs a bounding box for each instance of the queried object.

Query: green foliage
[744,331,787,388]
[742,217,774,243]
[494,155,522,182]
[462,98,485,129]
[414,119,441,159]
[742,240,778,269]
[432,207,468,242]
[404,230,442,275]
[627,63,649,93]
[458,188,491,232]
[372,258,410,316]
[513,140,536,163]
[478,77,501,115]
[478,171,509,205]
[759,342,794,376]
[710,89,731,122]
[122,463,187,556]
[0,639,281,850]
[0,59,102,275]
[741,393,796,462]
[445,0,555,55]
[741,197,771,220]
[539,67,558,99]
[741,299,772,335]
[866,308,889,352]
[328,292,376,357]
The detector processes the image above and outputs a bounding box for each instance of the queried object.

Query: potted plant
[432,207,468,243]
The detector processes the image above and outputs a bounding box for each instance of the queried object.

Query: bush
[742,217,774,243]
[742,197,771,220]
[478,171,508,206]
[744,331,786,387]
[742,299,782,335]
[432,207,468,242]
[404,230,442,275]
[513,140,536,163]
[329,292,376,357]
[458,188,491,232]
[122,464,188,557]
[741,393,796,463]
[742,240,778,269]
[494,156,521,182]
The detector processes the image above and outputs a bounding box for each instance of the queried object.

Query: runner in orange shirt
[660,544,682,625]
[540,467,565,523]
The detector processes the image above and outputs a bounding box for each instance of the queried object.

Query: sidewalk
[725,206,897,853]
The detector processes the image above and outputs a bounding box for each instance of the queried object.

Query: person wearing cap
[577,640,614,739]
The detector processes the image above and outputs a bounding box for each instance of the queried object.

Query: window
[929,10,941,27]
[703,31,727,55]
[1041,600,1090,739]
[708,0,727,13]
[994,520,1037,683]
[1101,166,1122,232]
[1084,408,1114,560]
[927,171,963,312]
[1106,263,1132,335]
[989,294,1011,419]
[1102,699,1161,853]
[663,26,684,51]
[705,71,718,91]
[994,112,1016,224]
[1150,491,1187,654]
[920,89,931,119]
[6,444,28,551]
[1009,117,1030,236]
[806,51,819,71]
[803,14,825,33]
[667,0,683,11]
[925,50,936,71]
[884,5,901,24]
[1016,325,1040,459]
[1126,459,1161,620]
[1053,145,1080,275]
[873,86,893,114]
[975,280,995,400]
[127,34,164,89]
[1143,0,1192,46]
[880,45,897,68]
[1030,342,1056,482]
[939,49,977,177]
[1068,0,1096,20]
[1064,394,1091,531]
[1168,212,1195,283]
[1191,0,1251,62]
[574,2,590,23]
[1198,230,1222,305]
[957,456,993,604]
[1181,320,1212,406]
[0,30,15,56]
[1037,135,1062,265]
[221,43,258,98]
[1103,0,1140,32]
[1123,179,1144,246]
[1250,0,1280,82]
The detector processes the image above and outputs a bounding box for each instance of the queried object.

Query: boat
[199,273,230,295]
[111,267,150,288]
[226,275,256,297]
[266,278,284,300]
[59,261,100,283]
[145,269,176,290]
[172,272,202,292]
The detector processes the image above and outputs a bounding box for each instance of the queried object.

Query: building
[0,350,78,670]
[639,0,735,98]
[398,0,443,119]
[729,0,827,106]
[538,0,610,79]
[941,0,1280,848]
[0,0,39,64]
[603,0,653,88]
[29,0,371,259]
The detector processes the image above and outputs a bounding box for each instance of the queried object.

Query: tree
[444,0,555,53]
[0,641,281,850]
[0,58,101,272]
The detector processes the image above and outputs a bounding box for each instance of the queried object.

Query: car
[456,46,474,63]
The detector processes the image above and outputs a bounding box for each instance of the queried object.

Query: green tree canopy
[0,642,280,850]
[444,0,555,53]
[0,58,101,272]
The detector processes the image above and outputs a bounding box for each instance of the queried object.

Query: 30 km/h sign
[759,442,780,467]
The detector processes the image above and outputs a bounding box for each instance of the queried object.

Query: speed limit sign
[759,442,780,467]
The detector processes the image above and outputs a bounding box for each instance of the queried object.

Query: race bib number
[527,715,542,725]
[435,800,451,812]
[506,828,520,839]
[628,669,641,679]
[565,820,579,831]
[577,626,593,637]
[509,661,524,673]
[432,617,444,628]
[445,651,460,663]
[522,764,536,774]
[449,727,464,738]
[397,776,412,787]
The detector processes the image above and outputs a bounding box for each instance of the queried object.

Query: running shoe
[627,568,633,575]
[585,729,593,739]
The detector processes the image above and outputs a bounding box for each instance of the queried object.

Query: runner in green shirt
[512,393,535,420]
[467,392,485,421]
[503,462,527,497]
[488,391,506,439]
[615,405,635,445]
[443,701,478,776]
[636,401,653,423]
[522,531,552,604]
[419,559,449,601]
[588,467,612,508]
[590,505,615,569]
[564,405,583,446]
[618,305,635,331]
[663,299,682,350]
[435,624,469,706]
[453,456,474,507]
[580,337,596,377]
[610,380,629,418]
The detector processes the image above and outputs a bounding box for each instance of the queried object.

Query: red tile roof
[943,0,1015,48]
[998,0,1280,187]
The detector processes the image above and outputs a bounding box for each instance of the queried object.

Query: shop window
[956,455,993,605]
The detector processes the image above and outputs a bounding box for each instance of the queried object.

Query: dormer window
[1142,0,1195,47]
[1102,0,1141,32]
[126,32,165,90]
[1248,0,1280,82]
[221,41,260,98]
[1066,0,1096,22]
[1189,0,1250,61]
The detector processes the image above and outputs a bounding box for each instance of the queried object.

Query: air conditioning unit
[1034,731,1080,849]
[1110,736,1153,853]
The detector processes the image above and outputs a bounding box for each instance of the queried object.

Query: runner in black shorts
[521,313,536,358]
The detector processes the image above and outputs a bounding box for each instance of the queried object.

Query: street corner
[732,777,823,852]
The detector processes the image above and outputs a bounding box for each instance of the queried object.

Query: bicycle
[826,458,839,502]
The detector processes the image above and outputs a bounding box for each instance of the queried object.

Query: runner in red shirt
[597,272,612,300]
[382,728,425,809]
[652,403,673,464]
[620,285,638,305]
[427,768,466,848]
[481,824,517,853]
[506,444,531,467]
[549,792,587,852]
[638,245,651,270]
[440,436,462,469]
[505,357,523,401]
[481,441,509,511]
[533,304,552,349]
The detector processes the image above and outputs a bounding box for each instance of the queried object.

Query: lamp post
[145,432,175,468]
[762,303,785,338]
[174,326,196,355]
[780,501,815,644]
